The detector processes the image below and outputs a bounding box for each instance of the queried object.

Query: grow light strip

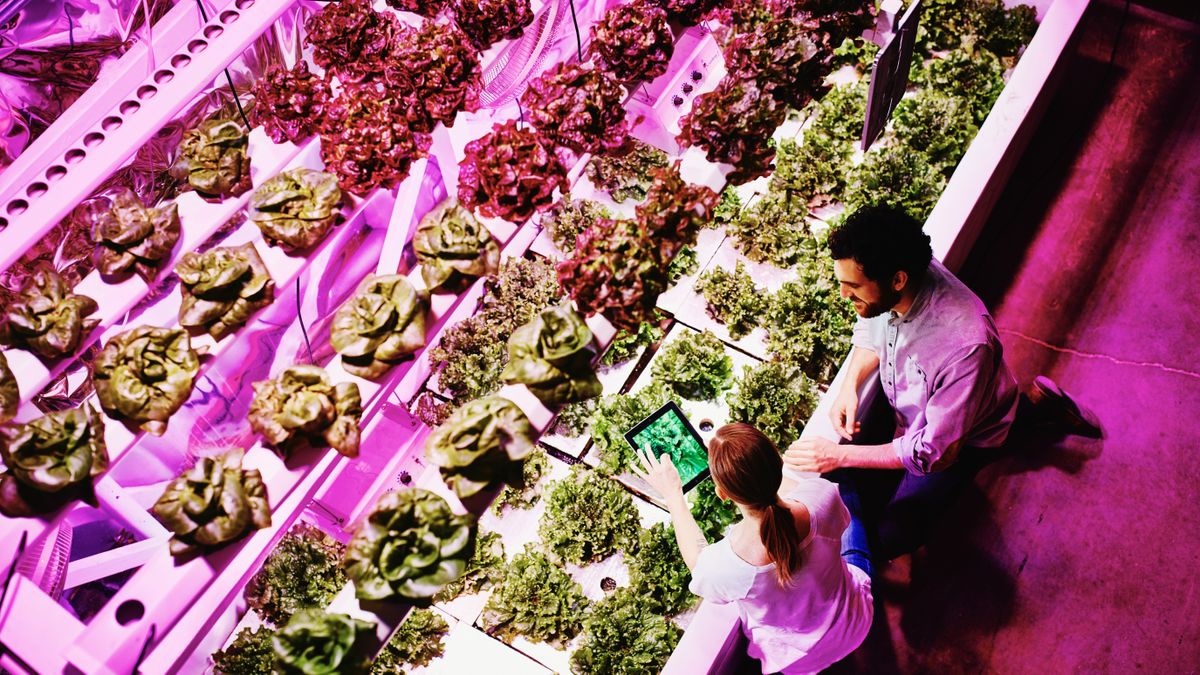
[0,0,226,206]
[0,0,298,273]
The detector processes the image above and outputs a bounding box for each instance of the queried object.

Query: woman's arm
[664,491,709,571]
[631,447,709,570]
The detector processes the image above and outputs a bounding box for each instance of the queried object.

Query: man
[784,205,1100,559]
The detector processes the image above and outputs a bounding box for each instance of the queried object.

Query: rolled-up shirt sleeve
[851,316,877,352]
[894,344,997,474]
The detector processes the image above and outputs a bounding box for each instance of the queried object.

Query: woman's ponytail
[760,499,802,585]
[709,424,807,586]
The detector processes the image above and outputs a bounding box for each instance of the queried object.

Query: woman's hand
[631,446,684,503]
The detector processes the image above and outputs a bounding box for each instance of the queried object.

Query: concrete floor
[840,3,1200,673]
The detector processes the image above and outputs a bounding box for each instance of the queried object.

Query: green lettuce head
[344,488,475,602]
[1,268,99,360]
[248,365,362,457]
[89,187,181,280]
[273,608,376,675]
[0,352,18,423]
[331,275,427,380]
[177,242,275,339]
[413,201,500,292]
[0,404,108,517]
[501,302,600,406]
[480,546,590,648]
[92,326,200,435]
[151,448,271,557]
[424,396,536,498]
[250,168,343,253]
[170,118,252,198]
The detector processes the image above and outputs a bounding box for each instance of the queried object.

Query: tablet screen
[624,402,709,491]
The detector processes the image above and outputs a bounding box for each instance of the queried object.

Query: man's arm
[893,345,996,474]
[830,346,881,440]
[843,346,881,392]
[790,345,998,475]
[785,439,904,473]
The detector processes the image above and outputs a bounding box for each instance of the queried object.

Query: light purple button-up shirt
[851,259,1019,474]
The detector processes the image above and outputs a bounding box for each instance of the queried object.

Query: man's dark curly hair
[827,205,933,284]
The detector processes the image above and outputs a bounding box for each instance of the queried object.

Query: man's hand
[830,387,861,441]
[784,437,846,474]
[631,446,684,503]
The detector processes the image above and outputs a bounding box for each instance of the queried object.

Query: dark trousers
[830,394,1038,564]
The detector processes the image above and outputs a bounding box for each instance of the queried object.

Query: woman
[633,423,874,675]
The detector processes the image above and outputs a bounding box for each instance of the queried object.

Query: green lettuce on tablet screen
[624,402,710,492]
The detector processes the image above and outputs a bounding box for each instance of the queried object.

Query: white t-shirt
[688,477,874,675]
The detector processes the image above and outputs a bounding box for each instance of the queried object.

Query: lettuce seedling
[589,0,674,84]
[726,361,818,448]
[250,168,343,252]
[246,523,347,626]
[729,190,818,268]
[481,546,590,648]
[539,466,640,565]
[177,243,275,340]
[0,268,97,360]
[370,608,449,674]
[93,326,200,435]
[152,449,271,557]
[305,0,398,83]
[0,404,108,517]
[171,119,251,198]
[384,21,482,133]
[213,626,276,675]
[412,201,500,293]
[542,193,612,254]
[89,187,180,280]
[694,261,768,339]
[521,61,628,154]
[451,0,534,50]
[273,609,376,675]
[628,523,696,616]
[651,330,733,401]
[457,120,566,223]
[320,87,431,196]
[585,139,669,204]
[331,274,427,379]
[501,303,601,407]
[249,365,363,458]
[344,488,475,601]
[569,588,682,675]
[678,76,787,185]
[253,61,330,144]
[425,396,537,498]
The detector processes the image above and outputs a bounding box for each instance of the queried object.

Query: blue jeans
[836,479,874,578]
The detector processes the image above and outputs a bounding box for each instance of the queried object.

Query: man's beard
[854,286,902,318]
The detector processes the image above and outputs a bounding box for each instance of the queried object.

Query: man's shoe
[1028,376,1104,439]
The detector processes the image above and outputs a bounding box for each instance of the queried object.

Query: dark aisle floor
[842,4,1200,673]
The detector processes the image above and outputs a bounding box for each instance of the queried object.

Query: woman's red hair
[708,423,805,585]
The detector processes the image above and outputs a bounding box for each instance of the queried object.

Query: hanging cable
[192,0,252,130]
[296,276,315,365]
[568,0,582,61]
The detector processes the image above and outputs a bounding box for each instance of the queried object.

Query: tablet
[624,401,710,493]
